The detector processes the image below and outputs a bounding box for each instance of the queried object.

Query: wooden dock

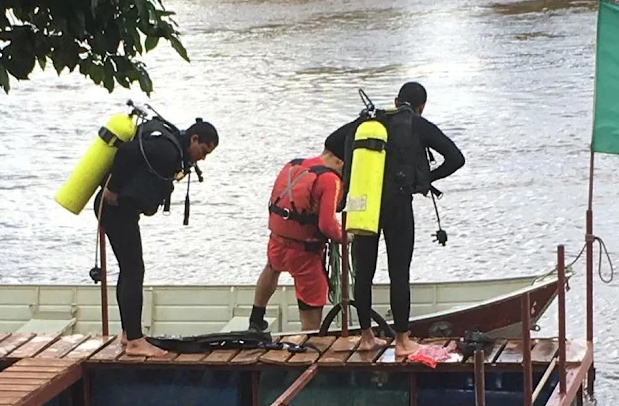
[0,331,593,406]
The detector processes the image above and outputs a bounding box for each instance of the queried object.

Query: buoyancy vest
[268,158,340,242]
[118,117,186,216]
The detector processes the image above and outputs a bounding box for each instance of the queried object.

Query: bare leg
[120,331,127,346]
[394,332,420,357]
[358,328,388,351]
[125,337,168,357]
[253,263,280,307]
[299,308,323,331]
[249,263,281,329]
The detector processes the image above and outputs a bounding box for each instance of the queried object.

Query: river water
[0,0,616,402]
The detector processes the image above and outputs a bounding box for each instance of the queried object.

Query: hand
[103,188,119,206]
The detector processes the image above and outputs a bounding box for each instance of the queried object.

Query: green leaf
[138,71,153,96]
[89,63,104,84]
[2,44,36,80]
[103,58,115,92]
[37,56,46,70]
[144,35,159,52]
[169,36,189,62]
[69,10,87,40]
[0,10,11,28]
[0,64,10,94]
[132,28,143,54]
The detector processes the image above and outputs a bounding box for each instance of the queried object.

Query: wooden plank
[0,378,49,385]
[145,352,180,363]
[545,366,582,406]
[0,371,59,380]
[64,335,115,360]
[0,333,35,357]
[89,337,124,361]
[347,338,393,365]
[118,353,146,363]
[0,333,10,345]
[260,335,307,365]
[287,336,336,366]
[317,336,360,366]
[5,366,69,374]
[0,383,41,391]
[376,337,425,365]
[36,334,89,359]
[495,339,529,364]
[174,352,211,363]
[230,337,282,365]
[203,349,241,364]
[9,334,60,358]
[0,394,28,404]
[375,345,398,364]
[11,358,75,368]
[465,338,508,364]
[531,339,559,364]
[565,340,588,363]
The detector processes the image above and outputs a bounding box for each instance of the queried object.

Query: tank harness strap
[98,127,124,148]
[352,138,386,152]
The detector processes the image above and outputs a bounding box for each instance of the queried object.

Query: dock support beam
[474,350,486,406]
[99,227,109,336]
[341,212,349,337]
[269,364,318,406]
[521,292,532,406]
[558,244,567,395]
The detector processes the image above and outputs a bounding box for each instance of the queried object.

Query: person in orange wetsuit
[249,134,351,332]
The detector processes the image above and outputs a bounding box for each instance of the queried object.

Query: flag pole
[585,150,595,396]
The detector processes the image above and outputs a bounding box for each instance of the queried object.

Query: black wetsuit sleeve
[107,138,180,193]
[420,117,465,183]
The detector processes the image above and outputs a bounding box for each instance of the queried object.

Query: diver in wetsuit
[333,82,465,357]
[94,117,218,357]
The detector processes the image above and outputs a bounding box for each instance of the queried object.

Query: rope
[327,242,355,305]
[94,175,112,267]
[533,234,614,284]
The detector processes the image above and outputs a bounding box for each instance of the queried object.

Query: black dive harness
[103,100,204,225]
[356,89,448,247]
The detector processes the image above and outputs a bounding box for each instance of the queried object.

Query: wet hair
[185,118,219,147]
[397,82,427,108]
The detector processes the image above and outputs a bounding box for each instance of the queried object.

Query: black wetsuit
[93,136,183,341]
[332,114,465,333]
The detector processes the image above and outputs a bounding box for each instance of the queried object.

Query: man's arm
[420,117,465,182]
[314,172,344,243]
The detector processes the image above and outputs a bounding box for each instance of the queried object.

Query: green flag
[592,0,619,154]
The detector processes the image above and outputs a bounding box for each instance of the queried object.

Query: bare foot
[395,333,421,357]
[358,336,388,351]
[358,329,388,351]
[124,338,168,358]
[120,331,127,346]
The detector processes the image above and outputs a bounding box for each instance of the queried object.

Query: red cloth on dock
[407,341,458,368]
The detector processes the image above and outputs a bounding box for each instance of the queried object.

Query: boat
[0,270,564,339]
[0,246,591,406]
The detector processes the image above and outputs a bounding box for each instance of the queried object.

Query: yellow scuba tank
[54,114,138,215]
[345,119,389,235]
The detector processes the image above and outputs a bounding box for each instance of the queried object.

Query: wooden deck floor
[0,332,590,370]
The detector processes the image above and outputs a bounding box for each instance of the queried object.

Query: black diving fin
[145,330,273,354]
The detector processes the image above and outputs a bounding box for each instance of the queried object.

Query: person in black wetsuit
[331,82,465,357]
[93,118,218,358]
